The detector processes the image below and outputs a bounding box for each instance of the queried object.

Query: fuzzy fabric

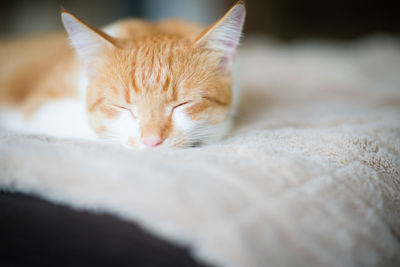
[1,36,400,267]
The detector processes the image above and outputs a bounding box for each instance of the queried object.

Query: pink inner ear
[202,4,245,72]
[220,6,245,71]
[227,5,245,47]
[63,16,80,36]
[62,12,112,73]
[224,7,244,33]
[223,40,237,49]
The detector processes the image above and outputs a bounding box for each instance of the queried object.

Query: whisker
[169,122,226,148]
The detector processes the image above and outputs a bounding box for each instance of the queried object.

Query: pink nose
[142,136,163,147]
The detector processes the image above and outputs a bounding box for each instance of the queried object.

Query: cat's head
[61,1,245,148]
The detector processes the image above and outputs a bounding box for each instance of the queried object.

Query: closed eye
[173,101,191,110]
[201,96,229,106]
[114,105,136,119]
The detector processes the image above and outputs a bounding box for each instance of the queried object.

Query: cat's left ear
[61,9,117,70]
[194,1,245,73]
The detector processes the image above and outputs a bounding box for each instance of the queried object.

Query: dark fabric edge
[0,191,214,267]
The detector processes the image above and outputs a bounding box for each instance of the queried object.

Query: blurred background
[1,0,399,41]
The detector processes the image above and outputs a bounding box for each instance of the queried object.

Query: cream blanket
[1,36,400,267]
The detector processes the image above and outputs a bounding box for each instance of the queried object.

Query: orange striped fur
[0,1,245,148]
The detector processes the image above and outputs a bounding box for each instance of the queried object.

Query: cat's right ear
[61,10,117,69]
[193,1,245,73]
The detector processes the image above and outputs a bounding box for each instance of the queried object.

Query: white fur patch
[105,109,143,148]
[0,100,97,140]
[167,107,231,147]
[173,107,197,132]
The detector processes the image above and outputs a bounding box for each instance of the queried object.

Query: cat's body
[0,2,245,148]
[0,32,94,139]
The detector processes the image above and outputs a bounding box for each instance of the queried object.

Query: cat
[0,1,245,149]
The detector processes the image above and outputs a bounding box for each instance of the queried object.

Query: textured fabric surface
[1,36,400,267]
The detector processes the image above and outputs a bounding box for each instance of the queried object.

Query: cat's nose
[142,136,163,147]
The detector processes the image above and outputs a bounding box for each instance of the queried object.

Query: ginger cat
[0,1,245,149]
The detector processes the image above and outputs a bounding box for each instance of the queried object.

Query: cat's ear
[194,1,245,73]
[61,9,117,68]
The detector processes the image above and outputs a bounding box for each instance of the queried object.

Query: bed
[1,36,400,267]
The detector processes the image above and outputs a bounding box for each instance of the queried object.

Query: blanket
[1,36,400,267]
